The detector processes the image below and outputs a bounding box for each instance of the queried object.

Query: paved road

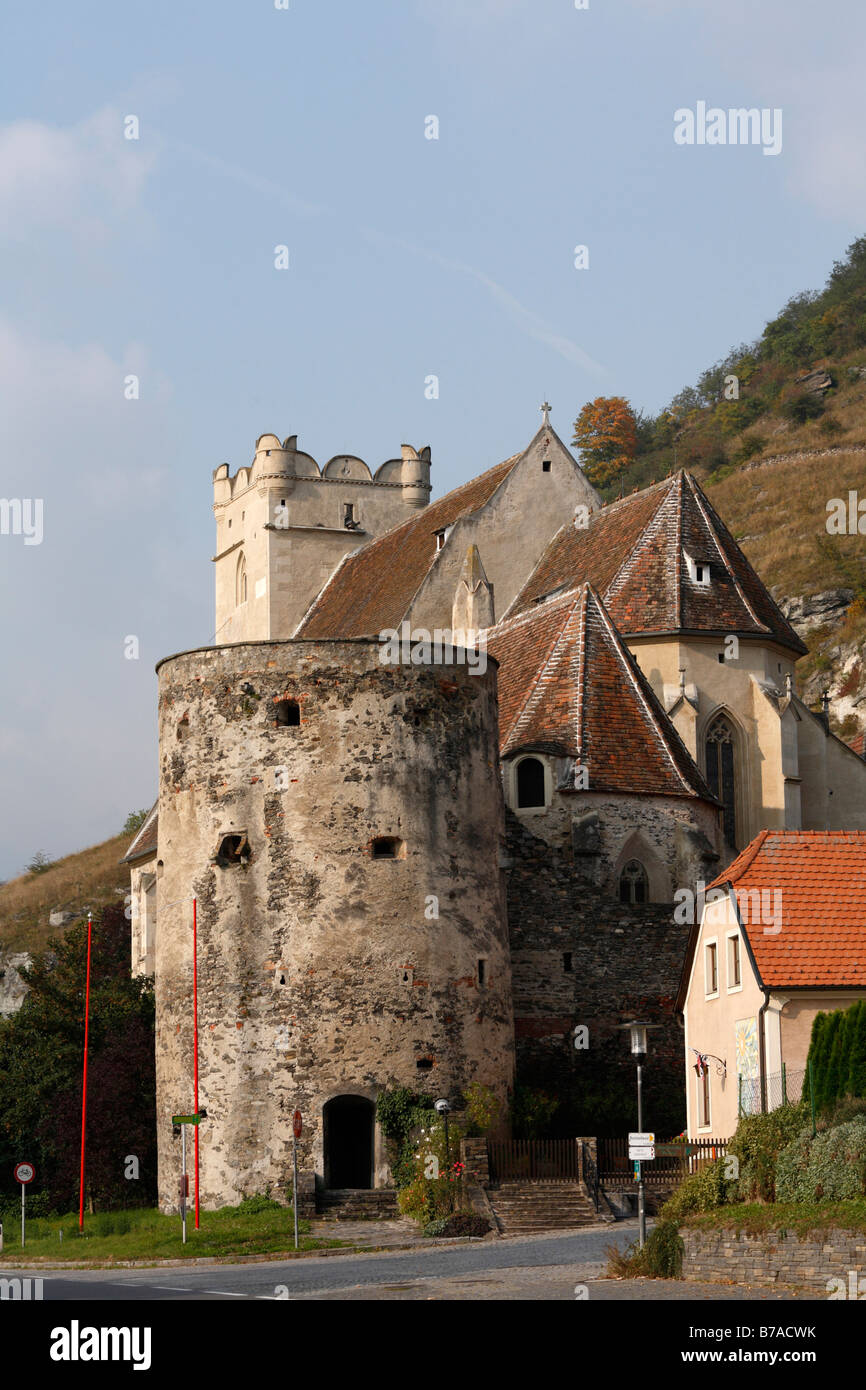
[5,1224,637,1300]
[0,1223,813,1301]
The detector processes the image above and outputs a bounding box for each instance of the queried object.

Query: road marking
[149,1286,195,1292]
[205,1290,246,1297]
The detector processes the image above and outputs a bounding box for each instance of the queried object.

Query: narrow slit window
[477,959,487,987]
[275,699,300,727]
[563,952,573,973]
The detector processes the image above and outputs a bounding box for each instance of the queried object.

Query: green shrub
[510,1085,559,1139]
[659,1157,733,1221]
[728,1103,807,1201]
[734,432,767,463]
[423,1212,490,1238]
[607,1219,683,1279]
[462,1082,501,1136]
[780,1117,866,1202]
[236,1195,283,1214]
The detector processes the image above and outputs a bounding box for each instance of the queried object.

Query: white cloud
[0,107,155,242]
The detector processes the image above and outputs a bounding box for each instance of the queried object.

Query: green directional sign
[654,1143,692,1157]
[172,1113,204,1126]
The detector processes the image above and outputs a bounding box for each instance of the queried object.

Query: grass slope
[0,832,132,954]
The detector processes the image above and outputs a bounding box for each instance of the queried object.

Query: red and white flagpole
[78,910,93,1229]
[193,896,200,1229]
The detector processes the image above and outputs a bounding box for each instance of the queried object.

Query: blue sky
[1,0,865,879]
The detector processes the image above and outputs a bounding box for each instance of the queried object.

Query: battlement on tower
[213,434,432,505]
[213,432,433,643]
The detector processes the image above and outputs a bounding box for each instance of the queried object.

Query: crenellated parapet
[213,433,432,505]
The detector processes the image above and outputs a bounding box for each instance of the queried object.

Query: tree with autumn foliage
[572,396,638,489]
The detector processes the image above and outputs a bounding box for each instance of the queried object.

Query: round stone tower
[154,639,513,1209]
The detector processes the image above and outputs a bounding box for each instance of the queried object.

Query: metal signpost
[172,1114,204,1245]
[14,1162,35,1248]
[292,1110,302,1251]
[628,1132,654,1247]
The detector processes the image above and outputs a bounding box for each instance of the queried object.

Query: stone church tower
[212,434,432,644]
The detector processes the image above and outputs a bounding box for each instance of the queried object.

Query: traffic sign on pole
[14,1163,35,1185]
[292,1110,302,1140]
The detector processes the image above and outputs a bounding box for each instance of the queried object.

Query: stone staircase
[316,1188,400,1220]
[486,1181,611,1235]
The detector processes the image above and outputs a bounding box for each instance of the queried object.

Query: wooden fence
[488,1139,582,1183]
[597,1136,727,1187]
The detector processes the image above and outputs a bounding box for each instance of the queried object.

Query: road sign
[293,1110,302,1140]
[628,1132,654,1145]
[172,1114,203,1126]
[629,1146,655,1160]
[14,1163,35,1184]
[654,1143,690,1157]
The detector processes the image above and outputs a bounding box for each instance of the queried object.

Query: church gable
[506,471,807,656]
[488,583,717,802]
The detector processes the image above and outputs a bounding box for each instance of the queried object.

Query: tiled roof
[847,732,866,759]
[120,802,158,864]
[506,472,808,655]
[487,583,717,800]
[708,830,866,988]
[296,453,522,638]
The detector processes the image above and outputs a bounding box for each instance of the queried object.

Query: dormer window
[685,552,711,587]
[435,529,447,551]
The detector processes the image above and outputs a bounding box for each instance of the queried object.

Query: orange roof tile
[507,472,807,655]
[296,453,521,638]
[487,583,717,800]
[708,830,866,988]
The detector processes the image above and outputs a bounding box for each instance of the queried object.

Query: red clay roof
[847,732,866,758]
[296,453,521,638]
[708,830,866,988]
[487,583,717,800]
[507,472,807,655]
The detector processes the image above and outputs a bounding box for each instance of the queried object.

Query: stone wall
[154,638,514,1211]
[504,811,690,1133]
[682,1226,866,1292]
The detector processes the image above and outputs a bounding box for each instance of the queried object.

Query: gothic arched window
[516,757,546,809]
[705,714,736,847]
[236,553,247,607]
[619,859,648,904]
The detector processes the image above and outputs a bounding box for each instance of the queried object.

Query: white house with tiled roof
[679,830,866,1140]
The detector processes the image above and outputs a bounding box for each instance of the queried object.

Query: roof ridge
[709,828,770,889]
[503,593,581,748]
[683,473,766,633]
[589,584,711,799]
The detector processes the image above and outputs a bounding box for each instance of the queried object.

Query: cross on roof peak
[540,401,552,426]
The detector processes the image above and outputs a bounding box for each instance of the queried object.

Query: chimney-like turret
[400,443,431,509]
[452,544,495,648]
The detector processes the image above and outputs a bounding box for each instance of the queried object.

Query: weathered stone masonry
[154,639,514,1210]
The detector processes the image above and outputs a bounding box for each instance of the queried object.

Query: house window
[619,860,648,905]
[542,459,551,473]
[727,934,741,989]
[685,552,711,587]
[516,757,546,809]
[236,553,247,606]
[275,699,300,726]
[705,941,719,996]
[705,715,737,847]
[343,503,358,529]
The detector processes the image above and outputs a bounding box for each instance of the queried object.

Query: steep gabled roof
[487,582,717,800]
[507,472,807,655]
[708,830,866,988]
[120,802,158,864]
[295,453,522,639]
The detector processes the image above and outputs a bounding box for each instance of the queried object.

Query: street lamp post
[618,1020,658,1250]
[435,1099,452,1210]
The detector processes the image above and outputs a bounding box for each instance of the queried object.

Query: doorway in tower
[323,1095,375,1189]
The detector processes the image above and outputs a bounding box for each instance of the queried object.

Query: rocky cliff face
[776,587,866,739]
[0,949,32,1016]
